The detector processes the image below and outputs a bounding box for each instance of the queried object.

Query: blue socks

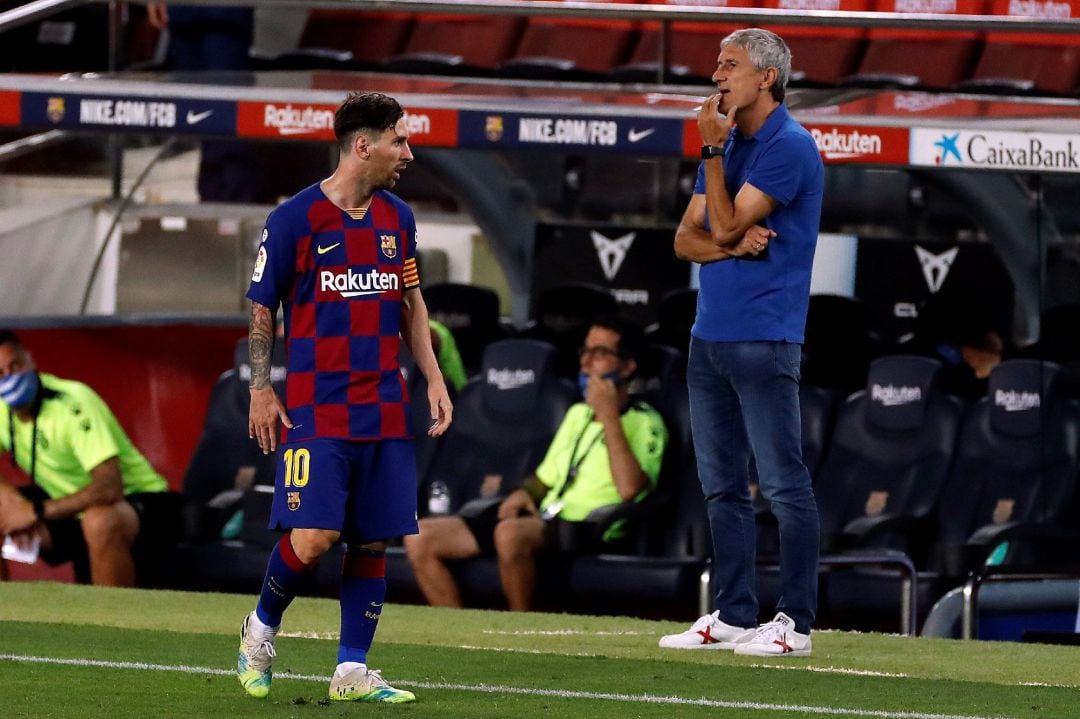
[255,533,312,628]
[337,547,387,664]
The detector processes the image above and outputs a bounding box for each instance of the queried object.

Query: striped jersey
[247,182,420,442]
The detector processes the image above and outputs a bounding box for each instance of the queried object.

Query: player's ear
[354,131,370,160]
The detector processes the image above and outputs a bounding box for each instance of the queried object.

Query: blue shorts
[268,438,418,543]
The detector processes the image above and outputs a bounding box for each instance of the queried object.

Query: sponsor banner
[533,223,691,325]
[460,111,684,155]
[806,124,910,164]
[21,92,236,135]
[682,117,699,158]
[237,101,457,146]
[0,91,20,126]
[911,127,1080,173]
[237,101,337,140]
[684,119,910,166]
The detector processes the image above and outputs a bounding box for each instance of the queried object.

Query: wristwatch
[700,144,723,160]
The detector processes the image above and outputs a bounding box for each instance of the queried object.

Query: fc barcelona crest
[287,491,301,511]
[485,115,504,142]
[47,97,66,123]
[380,233,398,259]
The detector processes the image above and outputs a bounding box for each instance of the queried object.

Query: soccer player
[239,92,453,703]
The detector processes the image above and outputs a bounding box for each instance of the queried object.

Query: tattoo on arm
[249,302,276,390]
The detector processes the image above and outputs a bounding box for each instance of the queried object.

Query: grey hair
[720,28,792,103]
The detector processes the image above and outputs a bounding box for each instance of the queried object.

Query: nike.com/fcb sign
[460,112,684,155]
[21,92,236,135]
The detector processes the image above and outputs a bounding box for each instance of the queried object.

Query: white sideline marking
[0,653,1008,719]
[481,629,649,636]
[750,663,911,679]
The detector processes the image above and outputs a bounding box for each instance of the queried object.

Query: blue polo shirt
[692,103,823,344]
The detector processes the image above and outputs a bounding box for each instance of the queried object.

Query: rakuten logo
[405,112,431,136]
[778,0,840,9]
[811,127,883,159]
[871,384,922,406]
[995,389,1041,412]
[320,269,399,298]
[1008,0,1072,17]
[895,0,957,12]
[487,368,536,390]
[264,104,335,136]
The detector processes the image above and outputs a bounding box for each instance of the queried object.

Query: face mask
[578,370,622,398]
[0,370,40,409]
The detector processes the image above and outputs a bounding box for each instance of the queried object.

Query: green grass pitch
[0,583,1078,718]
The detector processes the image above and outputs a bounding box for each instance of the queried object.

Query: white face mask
[0,370,39,408]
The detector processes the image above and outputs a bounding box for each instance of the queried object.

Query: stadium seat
[181,338,286,541]
[644,288,698,358]
[385,338,577,602]
[810,356,966,631]
[384,13,524,76]
[423,282,510,378]
[814,356,963,556]
[932,360,1080,579]
[521,282,620,378]
[957,0,1080,96]
[500,1,637,81]
[442,369,704,618]
[761,0,871,87]
[1027,303,1080,398]
[420,338,577,516]
[611,0,750,84]
[284,9,415,70]
[845,0,987,90]
[801,294,881,394]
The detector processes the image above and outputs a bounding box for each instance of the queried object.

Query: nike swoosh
[627,128,655,143]
[316,243,341,255]
[186,110,213,125]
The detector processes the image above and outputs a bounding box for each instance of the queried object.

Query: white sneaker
[237,612,277,697]
[329,665,416,703]
[733,612,812,657]
[658,610,756,649]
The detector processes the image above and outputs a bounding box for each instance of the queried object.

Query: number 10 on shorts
[282,448,310,487]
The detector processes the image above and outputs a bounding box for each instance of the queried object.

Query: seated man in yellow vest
[0,330,169,586]
[405,315,668,610]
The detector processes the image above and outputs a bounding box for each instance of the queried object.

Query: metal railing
[4,0,1080,37]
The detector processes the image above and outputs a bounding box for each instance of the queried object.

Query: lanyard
[554,415,604,500]
[7,409,38,484]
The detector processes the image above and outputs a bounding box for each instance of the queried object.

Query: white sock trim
[335,661,366,677]
[249,611,279,636]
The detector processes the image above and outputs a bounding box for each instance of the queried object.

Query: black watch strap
[700,144,722,159]
[31,495,46,520]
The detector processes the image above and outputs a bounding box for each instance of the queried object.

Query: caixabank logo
[911,128,1080,172]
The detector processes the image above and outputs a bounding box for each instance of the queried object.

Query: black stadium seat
[418,338,577,515]
[808,356,965,630]
[181,338,285,541]
[423,282,510,378]
[933,360,1080,578]
[521,282,619,378]
[385,338,577,603]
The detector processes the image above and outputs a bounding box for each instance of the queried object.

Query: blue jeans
[687,338,819,634]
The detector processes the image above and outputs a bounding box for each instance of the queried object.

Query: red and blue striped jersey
[247,182,420,442]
